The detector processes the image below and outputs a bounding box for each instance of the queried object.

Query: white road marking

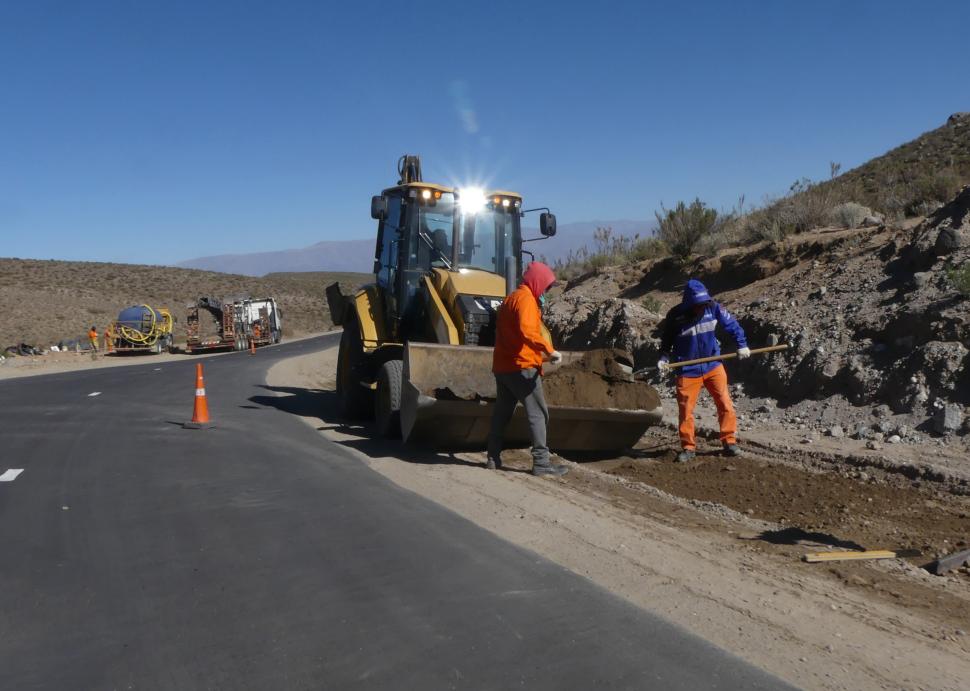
[0,469,24,482]
[88,391,101,397]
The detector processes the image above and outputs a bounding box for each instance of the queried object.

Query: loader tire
[375,359,403,439]
[336,320,372,418]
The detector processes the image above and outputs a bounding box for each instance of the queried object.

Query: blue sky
[1,1,968,265]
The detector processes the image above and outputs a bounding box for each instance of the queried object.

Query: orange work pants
[676,364,737,450]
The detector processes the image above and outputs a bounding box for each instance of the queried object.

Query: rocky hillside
[545,186,970,442]
[0,259,368,348]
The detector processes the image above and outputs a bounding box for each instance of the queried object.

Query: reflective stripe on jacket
[660,302,747,378]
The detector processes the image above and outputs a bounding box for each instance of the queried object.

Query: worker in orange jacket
[487,261,567,476]
[88,326,99,352]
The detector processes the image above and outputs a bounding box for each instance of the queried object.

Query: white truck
[234,297,283,347]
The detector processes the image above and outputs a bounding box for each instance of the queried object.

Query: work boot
[531,462,568,477]
[675,449,696,463]
[722,444,742,457]
[485,456,503,470]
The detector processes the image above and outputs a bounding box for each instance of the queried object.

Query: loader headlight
[458,187,486,215]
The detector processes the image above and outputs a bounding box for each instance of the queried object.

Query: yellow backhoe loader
[326,155,662,450]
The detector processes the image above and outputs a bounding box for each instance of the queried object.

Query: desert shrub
[904,170,963,216]
[628,236,668,262]
[553,226,664,278]
[827,201,870,229]
[655,199,721,260]
[641,293,663,314]
[948,262,970,297]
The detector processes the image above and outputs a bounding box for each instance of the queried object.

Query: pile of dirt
[543,349,661,410]
[434,348,662,411]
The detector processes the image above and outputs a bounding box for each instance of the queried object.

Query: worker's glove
[737,347,751,360]
[548,350,563,365]
[657,356,670,373]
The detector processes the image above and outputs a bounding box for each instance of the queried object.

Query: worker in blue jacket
[658,279,750,462]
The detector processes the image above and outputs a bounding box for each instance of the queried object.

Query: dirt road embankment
[267,345,970,691]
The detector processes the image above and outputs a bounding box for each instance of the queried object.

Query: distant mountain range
[177,220,655,276]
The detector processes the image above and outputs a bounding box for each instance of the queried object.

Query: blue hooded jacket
[659,279,748,378]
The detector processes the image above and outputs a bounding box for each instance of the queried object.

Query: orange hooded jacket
[492,262,556,373]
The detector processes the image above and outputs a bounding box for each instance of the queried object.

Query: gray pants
[487,368,550,466]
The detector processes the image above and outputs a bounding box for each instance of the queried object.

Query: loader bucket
[400,342,663,451]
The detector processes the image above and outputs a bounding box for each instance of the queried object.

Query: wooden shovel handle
[666,344,789,370]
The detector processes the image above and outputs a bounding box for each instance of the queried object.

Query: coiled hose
[115,305,173,346]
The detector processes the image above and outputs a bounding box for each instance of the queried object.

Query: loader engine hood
[430,268,506,346]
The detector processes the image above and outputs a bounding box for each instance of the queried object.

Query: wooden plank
[925,548,970,576]
[803,549,921,563]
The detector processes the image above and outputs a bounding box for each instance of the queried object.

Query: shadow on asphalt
[249,385,485,469]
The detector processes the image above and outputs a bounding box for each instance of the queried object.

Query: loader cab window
[458,205,519,274]
[376,196,403,290]
[413,195,455,269]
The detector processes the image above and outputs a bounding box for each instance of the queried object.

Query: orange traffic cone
[183,363,214,429]
[249,336,256,355]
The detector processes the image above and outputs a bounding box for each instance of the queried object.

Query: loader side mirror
[371,195,387,220]
[539,212,557,237]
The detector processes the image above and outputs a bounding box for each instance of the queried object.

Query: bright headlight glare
[421,189,432,200]
[459,187,486,214]
[502,198,510,207]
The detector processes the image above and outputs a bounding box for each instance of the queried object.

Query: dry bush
[827,201,871,229]
[553,226,664,278]
[655,199,723,260]
[948,262,970,297]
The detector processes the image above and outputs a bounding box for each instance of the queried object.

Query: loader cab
[372,184,526,341]
[372,185,452,340]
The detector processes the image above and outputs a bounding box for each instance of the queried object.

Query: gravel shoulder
[267,345,970,691]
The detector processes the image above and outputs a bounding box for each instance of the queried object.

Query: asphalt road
[0,335,791,690]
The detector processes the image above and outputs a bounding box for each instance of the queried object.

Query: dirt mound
[434,348,662,411]
[543,349,661,411]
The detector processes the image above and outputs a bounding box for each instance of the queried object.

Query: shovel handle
[664,344,789,370]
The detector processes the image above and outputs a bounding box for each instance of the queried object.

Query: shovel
[635,344,790,375]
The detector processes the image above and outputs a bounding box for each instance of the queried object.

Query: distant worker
[88,326,99,352]
[102,327,112,352]
[253,323,261,341]
[487,261,567,477]
[657,279,749,462]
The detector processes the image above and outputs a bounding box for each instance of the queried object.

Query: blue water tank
[117,305,162,333]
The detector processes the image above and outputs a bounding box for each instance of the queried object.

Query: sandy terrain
[0,257,367,348]
[266,345,970,691]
